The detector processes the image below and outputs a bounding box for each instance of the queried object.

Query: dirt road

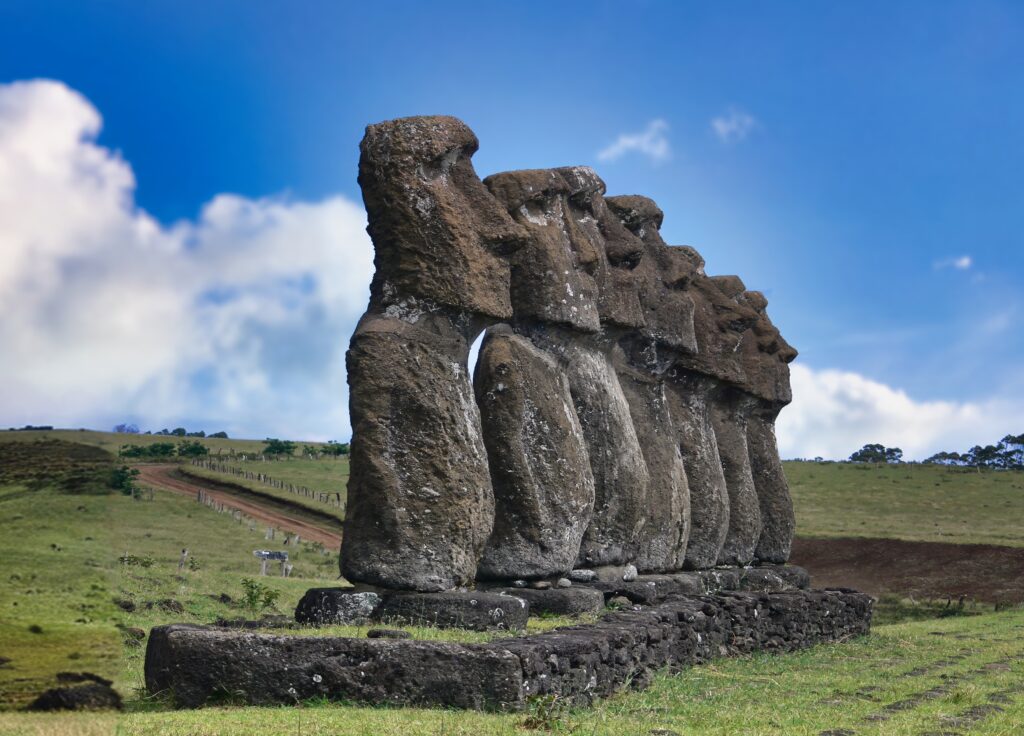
[137,464,342,548]
[792,536,1024,603]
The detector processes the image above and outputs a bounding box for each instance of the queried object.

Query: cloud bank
[778,364,1023,461]
[0,79,373,441]
[1,80,1016,457]
[597,119,671,164]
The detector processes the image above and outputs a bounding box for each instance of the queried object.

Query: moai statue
[737,290,798,563]
[340,116,526,592]
[604,195,693,573]
[478,167,650,574]
[705,275,764,566]
[472,169,598,580]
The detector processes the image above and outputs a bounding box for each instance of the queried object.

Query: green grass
[786,461,1024,547]
[181,460,347,520]
[2,609,1023,734]
[5,440,1024,733]
[0,481,342,710]
[0,428,339,459]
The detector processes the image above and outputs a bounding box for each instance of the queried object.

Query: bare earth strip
[792,536,1024,603]
[136,464,342,548]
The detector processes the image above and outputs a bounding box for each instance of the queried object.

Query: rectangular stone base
[294,588,530,631]
[146,587,872,710]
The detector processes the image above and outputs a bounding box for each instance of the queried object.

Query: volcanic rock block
[28,683,123,712]
[148,589,871,710]
[373,591,529,632]
[145,624,525,710]
[340,116,526,592]
[474,328,595,580]
[294,588,380,625]
[492,587,605,616]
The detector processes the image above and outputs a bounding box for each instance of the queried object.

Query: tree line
[844,433,1024,469]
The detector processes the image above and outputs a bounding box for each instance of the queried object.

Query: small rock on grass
[366,629,412,640]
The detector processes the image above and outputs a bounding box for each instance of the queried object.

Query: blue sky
[1,1,1021,457]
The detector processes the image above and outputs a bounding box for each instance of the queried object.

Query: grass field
[4,437,1024,734]
[0,429,276,457]
[786,461,1024,547]
[181,459,348,520]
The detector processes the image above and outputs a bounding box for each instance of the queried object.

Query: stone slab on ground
[492,587,605,616]
[294,588,529,631]
[148,588,872,710]
[374,591,529,632]
[294,588,381,626]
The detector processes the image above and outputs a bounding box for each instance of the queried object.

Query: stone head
[358,115,526,320]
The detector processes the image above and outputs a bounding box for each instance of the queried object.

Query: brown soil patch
[791,537,1024,603]
[136,464,342,548]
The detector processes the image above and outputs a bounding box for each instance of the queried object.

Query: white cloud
[777,364,1023,460]
[934,255,973,270]
[597,119,671,164]
[0,79,374,440]
[710,108,756,143]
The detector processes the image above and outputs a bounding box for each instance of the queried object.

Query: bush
[241,578,281,613]
[263,438,297,457]
[176,440,209,458]
[109,465,140,496]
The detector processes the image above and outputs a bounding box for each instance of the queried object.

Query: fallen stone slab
[147,589,871,710]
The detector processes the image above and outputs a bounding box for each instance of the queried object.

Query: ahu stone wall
[146,589,872,710]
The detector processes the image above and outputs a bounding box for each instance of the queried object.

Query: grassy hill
[786,461,1024,547]
[0,428,328,457]
[2,436,1024,733]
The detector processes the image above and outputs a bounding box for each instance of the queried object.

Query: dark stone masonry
[145,115,871,711]
[147,588,872,709]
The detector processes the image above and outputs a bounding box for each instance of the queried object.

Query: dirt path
[137,464,342,548]
[792,536,1024,603]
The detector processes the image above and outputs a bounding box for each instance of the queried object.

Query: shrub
[241,578,281,613]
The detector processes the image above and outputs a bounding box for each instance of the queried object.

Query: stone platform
[295,565,813,625]
[146,587,872,710]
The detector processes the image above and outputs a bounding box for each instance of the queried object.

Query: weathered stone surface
[149,590,872,711]
[358,116,524,318]
[493,587,605,616]
[750,410,796,563]
[615,353,689,573]
[367,628,412,640]
[710,388,761,565]
[374,591,529,632]
[541,332,650,568]
[478,167,648,573]
[739,291,798,564]
[664,369,730,569]
[474,328,594,580]
[28,682,122,712]
[295,588,380,625]
[342,116,526,592]
[145,624,525,710]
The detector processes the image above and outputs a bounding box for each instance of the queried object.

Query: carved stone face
[483,168,601,332]
[738,290,797,406]
[358,115,526,319]
[606,196,697,357]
